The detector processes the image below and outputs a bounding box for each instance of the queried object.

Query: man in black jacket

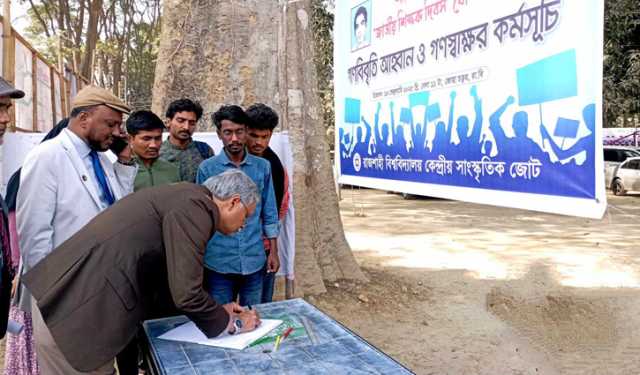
[246,103,289,303]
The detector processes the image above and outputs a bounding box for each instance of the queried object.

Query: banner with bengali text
[334,0,606,218]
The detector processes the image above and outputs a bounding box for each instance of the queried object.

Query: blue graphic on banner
[427,103,441,122]
[409,91,429,107]
[553,117,580,139]
[517,50,578,106]
[339,50,596,199]
[344,98,361,124]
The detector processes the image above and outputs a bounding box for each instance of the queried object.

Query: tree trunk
[152,0,366,296]
[80,0,102,81]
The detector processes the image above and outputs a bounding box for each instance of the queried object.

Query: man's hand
[267,239,280,273]
[222,302,245,315]
[234,309,261,334]
[267,252,280,273]
[116,140,133,163]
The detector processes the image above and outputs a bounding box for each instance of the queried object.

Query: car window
[622,160,640,170]
[623,150,639,159]
[604,149,618,162]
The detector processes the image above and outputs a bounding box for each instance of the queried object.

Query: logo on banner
[353,153,362,172]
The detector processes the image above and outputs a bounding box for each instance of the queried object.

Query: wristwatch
[229,317,243,335]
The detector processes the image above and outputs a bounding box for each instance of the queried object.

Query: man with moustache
[16,86,136,374]
[196,105,279,307]
[159,99,214,182]
[126,110,179,191]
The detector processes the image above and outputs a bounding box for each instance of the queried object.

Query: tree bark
[80,0,102,81]
[152,0,366,296]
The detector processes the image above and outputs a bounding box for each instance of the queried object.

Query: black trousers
[116,336,140,375]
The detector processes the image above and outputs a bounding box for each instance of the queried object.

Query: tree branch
[27,0,52,37]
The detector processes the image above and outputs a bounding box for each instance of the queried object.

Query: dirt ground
[309,188,640,375]
[2,191,638,374]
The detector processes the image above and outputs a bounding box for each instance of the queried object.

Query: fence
[1,15,89,133]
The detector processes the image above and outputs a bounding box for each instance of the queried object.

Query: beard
[88,137,111,152]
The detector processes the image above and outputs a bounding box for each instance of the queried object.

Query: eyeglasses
[222,128,246,137]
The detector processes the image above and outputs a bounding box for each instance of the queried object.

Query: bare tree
[21,0,161,101]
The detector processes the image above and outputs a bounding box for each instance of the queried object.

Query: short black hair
[70,105,99,118]
[126,110,165,135]
[354,6,367,29]
[212,105,249,130]
[165,98,204,121]
[246,103,279,131]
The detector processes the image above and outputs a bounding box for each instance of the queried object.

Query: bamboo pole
[31,52,37,131]
[3,0,16,130]
[58,34,68,117]
[50,65,56,125]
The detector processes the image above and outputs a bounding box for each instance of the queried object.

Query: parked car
[610,157,640,195]
[604,146,640,188]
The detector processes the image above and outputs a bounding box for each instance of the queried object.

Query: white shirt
[64,128,112,209]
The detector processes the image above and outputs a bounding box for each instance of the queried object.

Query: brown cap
[71,86,130,114]
[0,76,25,99]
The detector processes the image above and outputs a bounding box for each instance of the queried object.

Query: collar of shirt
[163,138,194,151]
[134,155,156,171]
[220,147,252,167]
[64,128,92,159]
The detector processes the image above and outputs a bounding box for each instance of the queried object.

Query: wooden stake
[2,3,17,130]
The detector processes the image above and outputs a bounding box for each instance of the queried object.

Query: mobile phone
[109,136,129,155]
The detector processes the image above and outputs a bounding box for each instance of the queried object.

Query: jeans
[206,268,264,306]
[261,266,276,303]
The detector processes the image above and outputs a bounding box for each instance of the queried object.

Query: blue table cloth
[142,298,413,374]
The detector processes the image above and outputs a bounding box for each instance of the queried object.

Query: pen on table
[274,335,282,352]
[282,327,293,341]
[274,328,293,353]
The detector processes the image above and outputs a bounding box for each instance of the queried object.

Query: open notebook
[158,319,283,350]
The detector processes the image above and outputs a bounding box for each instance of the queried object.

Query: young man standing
[159,99,214,182]
[245,103,290,303]
[127,110,180,191]
[196,105,279,306]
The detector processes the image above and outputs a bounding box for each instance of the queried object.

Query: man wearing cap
[0,77,24,339]
[16,85,137,374]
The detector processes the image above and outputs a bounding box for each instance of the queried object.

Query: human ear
[230,194,242,208]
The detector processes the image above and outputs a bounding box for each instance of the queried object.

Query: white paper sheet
[158,319,283,350]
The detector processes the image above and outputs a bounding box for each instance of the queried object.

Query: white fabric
[64,129,113,209]
[15,129,136,312]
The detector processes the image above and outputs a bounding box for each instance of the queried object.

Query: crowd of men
[0,79,291,375]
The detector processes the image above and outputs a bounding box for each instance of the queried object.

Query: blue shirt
[196,149,279,275]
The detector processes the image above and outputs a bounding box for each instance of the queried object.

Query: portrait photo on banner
[351,0,372,52]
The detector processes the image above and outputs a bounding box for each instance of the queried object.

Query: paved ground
[311,188,640,374]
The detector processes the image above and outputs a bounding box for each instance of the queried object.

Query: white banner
[334,0,606,218]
